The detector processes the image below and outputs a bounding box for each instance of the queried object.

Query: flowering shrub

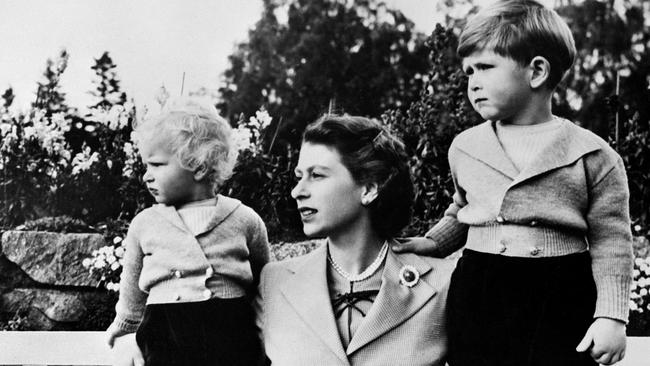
[82,235,126,292]
[631,255,650,313]
[0,102,150,228]
[224,109,302,241]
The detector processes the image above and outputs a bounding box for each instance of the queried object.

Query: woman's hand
[110,333,144,366]
[576,317,626,365]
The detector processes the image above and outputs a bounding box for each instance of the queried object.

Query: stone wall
[0,230,322,330]
[0,231,116,330]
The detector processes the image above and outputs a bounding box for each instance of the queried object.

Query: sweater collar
[151,194,242,235]
[454,119,602,185]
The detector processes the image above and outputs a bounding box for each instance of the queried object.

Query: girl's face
[140,137,205,207]
[291,142,368,238]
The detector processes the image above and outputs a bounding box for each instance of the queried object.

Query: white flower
[640,288,648,296]
[71,146,100,175]
[82,258,93,268]
[113,236,123,245]
[630,301,638,311]
[111,262,121,271]
[93,259,106,269]
[566,89,583,111]
[114,246,125,258]
[634,224,642,232]
[233,126,254,152]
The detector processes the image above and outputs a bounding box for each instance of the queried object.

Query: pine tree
[89,52,126,109]
[33,49,69,114]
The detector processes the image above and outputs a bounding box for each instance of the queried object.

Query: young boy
[394,1,633,365]
[106,98,269,366]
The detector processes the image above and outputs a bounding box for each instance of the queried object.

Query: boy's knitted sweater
[111,195,270,333]
[426,119,633,322]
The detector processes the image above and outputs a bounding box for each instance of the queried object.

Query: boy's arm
[107,222,148,346]
[394,177,469,257]
[585,155,634,323]
[423,188,469,257]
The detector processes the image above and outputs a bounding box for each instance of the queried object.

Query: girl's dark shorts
[136,296,263,366]
[447,249,598,366]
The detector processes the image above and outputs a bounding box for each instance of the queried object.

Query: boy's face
[462,49,534,125]
[139,137,201,207]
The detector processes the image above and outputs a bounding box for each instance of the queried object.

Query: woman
[256,115,453,365]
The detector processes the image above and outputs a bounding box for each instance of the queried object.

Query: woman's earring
[361,198,369,206]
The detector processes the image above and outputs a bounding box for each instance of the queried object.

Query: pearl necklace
[327,242,388,282]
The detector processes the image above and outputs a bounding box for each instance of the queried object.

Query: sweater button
[496,216,505,223]
[202,289,212,299]
[174,294,181,301]
[173,270,182,278]
[530,247,541,256]
[529,220,538,227]
[205,267,214,277]
[498,242,507,253]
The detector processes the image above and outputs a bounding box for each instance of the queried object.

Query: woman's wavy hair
[302,114,414,239]
[132,97,238,192]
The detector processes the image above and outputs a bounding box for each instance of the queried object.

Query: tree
[89,52,127,109]
[218,0,431,150]
[2,87,15,110]
[33,49,69,114]
[383,25,480,234]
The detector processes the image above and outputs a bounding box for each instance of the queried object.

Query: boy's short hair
[302,115,414,239]
[458,0,576,89]
[133,97,238,191]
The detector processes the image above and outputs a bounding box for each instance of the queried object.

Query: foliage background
[1,0,650,333]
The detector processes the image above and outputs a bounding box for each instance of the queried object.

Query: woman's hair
[132,97,238,191]
[457,0,576,89]
[302,114,414,239]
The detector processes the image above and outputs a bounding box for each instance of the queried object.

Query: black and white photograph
[0,0,649,365]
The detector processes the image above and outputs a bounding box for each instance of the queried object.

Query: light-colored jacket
[426,118,633,322]
[256,241,453,366]
[112,195,270,333]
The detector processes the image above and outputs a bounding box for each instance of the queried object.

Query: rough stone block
[1,231,106,286]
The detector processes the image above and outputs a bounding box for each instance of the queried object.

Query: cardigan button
[530,247,541,256]
[529,220,538,227]
[173,270,182,278]
[496,216,505,223]
[202,289,212,299]
[498,242,507,253]
[174,294,181,301]
[205,267,214,277]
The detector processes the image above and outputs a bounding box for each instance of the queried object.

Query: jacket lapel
[196,195,241,236]
[345,249,436,355]
[454,121,519,179]
[511,119,602,186]
[279,245,350,365]
[151,204,187,232]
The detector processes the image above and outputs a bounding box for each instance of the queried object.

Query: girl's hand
[576,317,626,365]
[106,323,130,348]
[110,333,144,366]
[391,237,440,256]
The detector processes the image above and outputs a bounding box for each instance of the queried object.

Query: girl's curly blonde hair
[132,97,238,191]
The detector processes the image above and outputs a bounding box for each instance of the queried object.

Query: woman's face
[291,142,368,238]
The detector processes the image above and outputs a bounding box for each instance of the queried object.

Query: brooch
[399,265,420,287]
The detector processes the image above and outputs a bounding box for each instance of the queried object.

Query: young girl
[256,115,454,365]
[106,98,269,366]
